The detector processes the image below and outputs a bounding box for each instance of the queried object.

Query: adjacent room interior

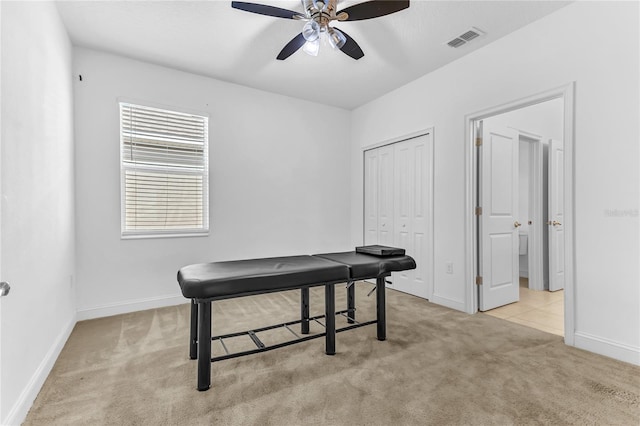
[1,1,638,424]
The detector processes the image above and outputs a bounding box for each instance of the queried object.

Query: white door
[364,145,394,285]
[479,124,520,311]
[548,139,565,291]
[0,136,3,426]
[364,149,379,246]
[377,145,394,246]
[0,7,4,416]
[393,135,429,298]
[364,145,395,246]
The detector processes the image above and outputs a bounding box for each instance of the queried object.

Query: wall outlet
[446,262,454,274]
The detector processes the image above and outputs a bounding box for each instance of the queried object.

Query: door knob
[552,221,562,226]
[514,221,522,228]
[0,282,10,297]
[402,224,406,228]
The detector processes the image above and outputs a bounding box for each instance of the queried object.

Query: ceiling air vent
[447,27,484,48]
[447,38,466,48]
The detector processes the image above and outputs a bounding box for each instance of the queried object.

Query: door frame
[362,127,435,300]
[463,83,576,345]
[516,131,546,292]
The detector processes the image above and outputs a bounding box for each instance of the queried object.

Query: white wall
[487,98,564,141]
[0,2,76,424]
[350,2,639,363]
[73,48,351,318]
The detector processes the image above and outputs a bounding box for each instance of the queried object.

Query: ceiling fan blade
[338,0,409,21]
[333,27,364,60]
[277,33,306,60]
[231,1,301,19]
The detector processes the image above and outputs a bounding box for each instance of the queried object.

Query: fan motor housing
[304,0,338,26]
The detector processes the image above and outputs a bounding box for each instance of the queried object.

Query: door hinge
[475,207,482,216]
[475,137,483,146]
[475,276,483,285]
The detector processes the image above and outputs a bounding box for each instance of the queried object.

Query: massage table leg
[347,281,355,324]
[197,301,212,391]
[301,287,310,334]
[325,283,336,355]
[376,276,386,341]
[190,300,198,360]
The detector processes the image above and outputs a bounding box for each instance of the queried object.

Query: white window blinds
[120,102,209,237]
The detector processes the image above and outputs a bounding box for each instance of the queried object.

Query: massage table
[177,245,416,391]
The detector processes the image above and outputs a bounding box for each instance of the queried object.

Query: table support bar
[210,319,377,362]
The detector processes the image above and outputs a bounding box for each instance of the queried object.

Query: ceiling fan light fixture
[326,26,346,49]
[302,38,320,56]
[232,0,411,60]
[302,20,320,41]
[312,0,327,11]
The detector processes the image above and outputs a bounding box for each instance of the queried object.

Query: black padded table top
[313,251,416,279]
[178,255,350,300]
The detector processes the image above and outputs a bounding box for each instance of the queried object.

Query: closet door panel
[393,140,414,291]
[377,145,394,246]
[411,136,429,298]
[364,149,379,246]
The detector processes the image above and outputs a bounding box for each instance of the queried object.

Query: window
[120,102,209,238]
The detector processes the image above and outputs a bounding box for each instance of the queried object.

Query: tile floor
[483,278,564,336]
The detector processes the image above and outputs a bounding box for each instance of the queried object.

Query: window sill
[121,231,209,240]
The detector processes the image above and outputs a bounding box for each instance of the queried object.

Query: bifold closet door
[364,145,394,247]
[364,149,379,247]
[377,145,394,246]
[364,134,431,299]
[393,135,429,298]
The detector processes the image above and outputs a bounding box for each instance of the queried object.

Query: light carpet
[25,283,640,425]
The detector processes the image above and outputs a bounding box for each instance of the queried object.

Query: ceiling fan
[231,0,410,60]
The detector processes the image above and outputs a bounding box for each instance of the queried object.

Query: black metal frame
[189,275,388,391]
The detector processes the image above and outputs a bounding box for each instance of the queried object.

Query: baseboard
[429,294,466,312]
[2,295,188,424]
[574,331,640,366]
[77,294,187,321]
[3,314,76,426]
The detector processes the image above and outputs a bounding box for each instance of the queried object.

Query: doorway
[465,84,575,343]
[480,110,564,335]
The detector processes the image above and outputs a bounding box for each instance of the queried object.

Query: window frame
[118,99,210,239]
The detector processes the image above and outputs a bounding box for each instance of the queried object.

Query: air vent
[447,38,466,48]
[446,27,485,48]
[460,30,480,42]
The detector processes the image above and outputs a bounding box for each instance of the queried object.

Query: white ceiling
[55,0,570,110]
